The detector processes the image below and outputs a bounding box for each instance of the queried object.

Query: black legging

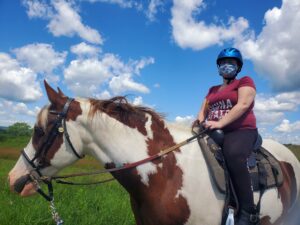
[222,129,258,213]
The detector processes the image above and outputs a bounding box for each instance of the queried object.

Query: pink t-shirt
[205,76,257,132]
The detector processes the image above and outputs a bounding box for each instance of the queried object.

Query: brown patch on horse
[89,96,164,136]
[105,110,190,224]
[278,162,297,208]
[260,216,272,225]
[144,115,190,224]
[261,161,297,225]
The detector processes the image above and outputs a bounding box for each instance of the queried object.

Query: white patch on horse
[167,123,224,225]
[145,113,153,139]
[9,140,35,180]
[254,188,283,223]
[39,105,49,129]
[87,110,157,186]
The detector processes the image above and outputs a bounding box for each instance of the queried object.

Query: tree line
[0,122,32,141]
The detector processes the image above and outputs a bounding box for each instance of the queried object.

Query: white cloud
[0,53,42,102]
[65,46,154,97]
[146,0,164,21]
[174,115,194,126]
[254,92,300,126]
[273,91,300,105]
[255,93,298,112]
[95,90,111,99]
[12,103,41,117]
[84,0,142,9]
[255,111,285,126]
[71,42,101,57]
[84,0,166,21]
[263,131,300,145]
[64,58,112,97]
[170,0,249,50]
[49,1,102,44]
[131,57,155,75]
[275,119,300,133]
[254,91,300,144]
[23,0,102,44]
[132,96,143,105]
[13,43,67,75]
[22,0,53,18]
[0,99,40,126]
[154,83,160,88]
[109,74,150,95]
[236,0,300,91]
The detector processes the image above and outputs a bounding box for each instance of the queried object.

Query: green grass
[0,136,31,148]
[285,144,300,160]
[0,159,134,225]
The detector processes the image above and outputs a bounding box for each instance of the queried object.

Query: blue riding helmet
[217,47,243,73]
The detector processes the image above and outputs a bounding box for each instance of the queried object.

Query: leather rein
[21,97,207,202]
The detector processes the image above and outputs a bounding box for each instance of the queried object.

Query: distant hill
[285,144,300,151]
[0,126,7,131]
[284,144,300,160]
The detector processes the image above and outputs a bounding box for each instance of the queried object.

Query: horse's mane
[89,96,164,121]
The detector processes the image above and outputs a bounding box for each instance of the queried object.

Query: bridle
[21,98,84,201]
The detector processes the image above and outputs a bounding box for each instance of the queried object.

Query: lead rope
[50,198,64,225]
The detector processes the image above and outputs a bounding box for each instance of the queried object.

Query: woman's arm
[197,98,208,123]
[205,86,256,129]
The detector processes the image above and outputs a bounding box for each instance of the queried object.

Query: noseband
[21,98,84,201]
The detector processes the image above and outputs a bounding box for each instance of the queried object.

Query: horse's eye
[34,126,45,136]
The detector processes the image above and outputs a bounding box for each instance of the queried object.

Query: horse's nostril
[14,175,31,193]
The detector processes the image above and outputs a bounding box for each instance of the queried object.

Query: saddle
[192,126,283,194]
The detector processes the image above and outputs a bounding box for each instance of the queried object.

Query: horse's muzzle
[13,174,31,193]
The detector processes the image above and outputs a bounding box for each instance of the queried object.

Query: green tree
[6,122,32,137]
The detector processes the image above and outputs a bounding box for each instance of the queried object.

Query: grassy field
[1,136,300,225]
[0,136,135,225]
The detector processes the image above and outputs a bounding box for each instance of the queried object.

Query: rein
[46,129,207,185]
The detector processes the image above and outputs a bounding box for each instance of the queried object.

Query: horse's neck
[81,103,217,206]
[76,101,225,222]
[83,105,184,177]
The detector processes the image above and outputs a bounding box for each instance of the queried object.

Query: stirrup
[237,209,260,225]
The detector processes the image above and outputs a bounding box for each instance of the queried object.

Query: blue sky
[0,0,299,144]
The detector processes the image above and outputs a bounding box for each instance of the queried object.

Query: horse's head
[8,81,85,197]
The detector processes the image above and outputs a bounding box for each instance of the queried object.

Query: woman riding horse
[196,47,259,225]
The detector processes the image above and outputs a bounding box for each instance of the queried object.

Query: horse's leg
[130,196,144,225]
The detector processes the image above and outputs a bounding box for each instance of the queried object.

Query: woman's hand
[204,120,224,130]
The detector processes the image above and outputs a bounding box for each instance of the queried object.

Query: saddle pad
[197,135,227,193]
[249,147,283,191]
[197,135,283,194]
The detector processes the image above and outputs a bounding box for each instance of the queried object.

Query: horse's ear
[57,87,66,97]
[44,80,63,105]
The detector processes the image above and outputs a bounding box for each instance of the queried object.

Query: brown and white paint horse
[8,82,300,225]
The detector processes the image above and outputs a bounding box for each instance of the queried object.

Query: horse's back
[262,138,300,196]
[262,139,300,168]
